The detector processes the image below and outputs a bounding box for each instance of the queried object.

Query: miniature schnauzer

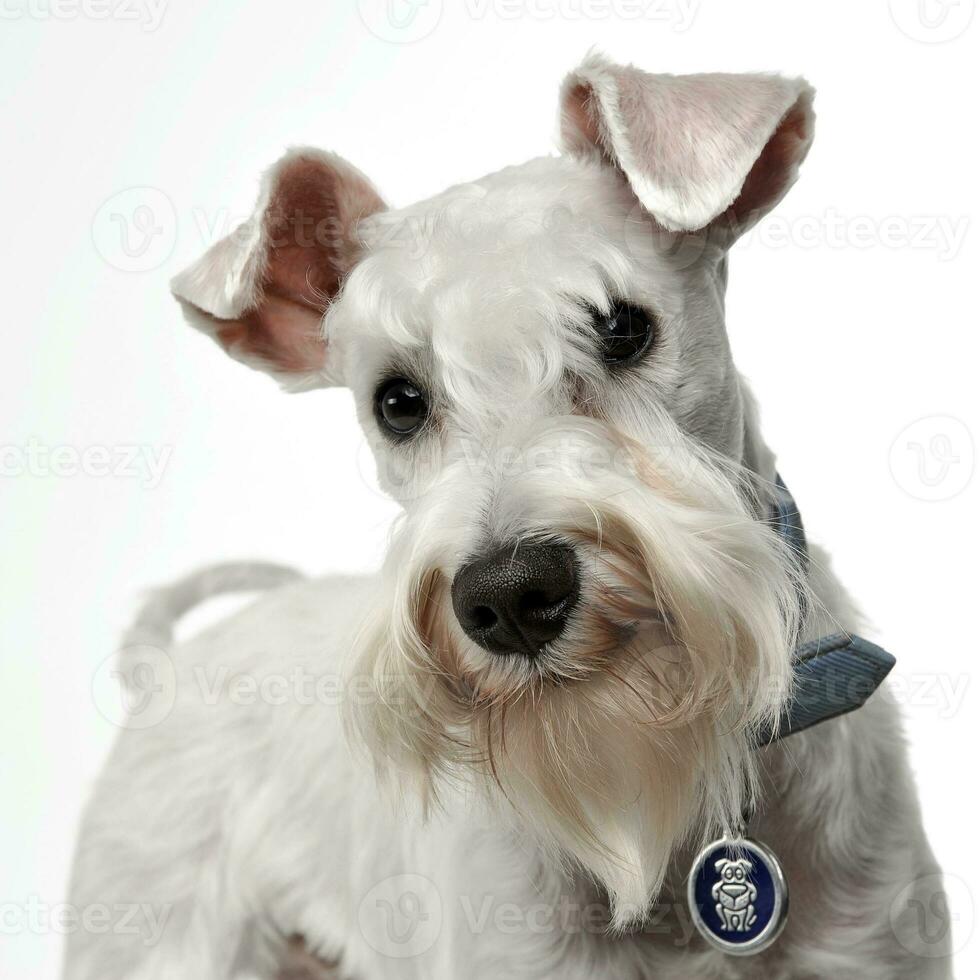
[65,54,949,979]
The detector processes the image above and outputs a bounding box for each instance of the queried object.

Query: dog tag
[686,836,788,956]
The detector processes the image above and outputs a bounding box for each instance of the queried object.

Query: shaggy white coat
[65,54,949,979]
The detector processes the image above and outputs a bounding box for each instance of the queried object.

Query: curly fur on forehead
[334,157,649,396]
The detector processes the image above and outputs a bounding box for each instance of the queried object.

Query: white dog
[65,54,950,979]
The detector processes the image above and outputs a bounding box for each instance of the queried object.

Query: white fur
[559,52,814,234]
[65,55,948,980]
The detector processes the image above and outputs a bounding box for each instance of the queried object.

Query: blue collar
[759,477,896,745]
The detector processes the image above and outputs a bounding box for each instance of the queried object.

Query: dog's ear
[559,53,814,242]
[171,148,385,389]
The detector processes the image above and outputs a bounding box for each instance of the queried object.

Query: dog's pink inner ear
[171,149,385,384]
[717,95,813,233]
[561,81,605,154]
[559,55,815,240]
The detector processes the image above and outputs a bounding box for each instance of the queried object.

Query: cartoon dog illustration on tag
[712,858,758,932]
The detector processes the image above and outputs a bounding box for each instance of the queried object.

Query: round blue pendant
[687,837,788,956]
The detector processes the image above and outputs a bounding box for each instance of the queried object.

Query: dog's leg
[64,564,308,979]
[63,834,254,979]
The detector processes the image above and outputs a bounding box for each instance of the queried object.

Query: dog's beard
[346,421,804,929]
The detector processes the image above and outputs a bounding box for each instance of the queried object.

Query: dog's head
[172,54,814,926]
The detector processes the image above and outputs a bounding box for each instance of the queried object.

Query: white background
[1,0,977,975]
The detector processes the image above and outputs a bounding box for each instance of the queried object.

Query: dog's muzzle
[451,542,580,656]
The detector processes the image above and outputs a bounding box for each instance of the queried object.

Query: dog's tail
[122,561,304,650]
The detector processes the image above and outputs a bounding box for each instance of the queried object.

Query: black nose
[451,543,580,655]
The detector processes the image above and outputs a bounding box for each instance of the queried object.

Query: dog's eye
[593,302,656,366]
[376,378,428,438]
